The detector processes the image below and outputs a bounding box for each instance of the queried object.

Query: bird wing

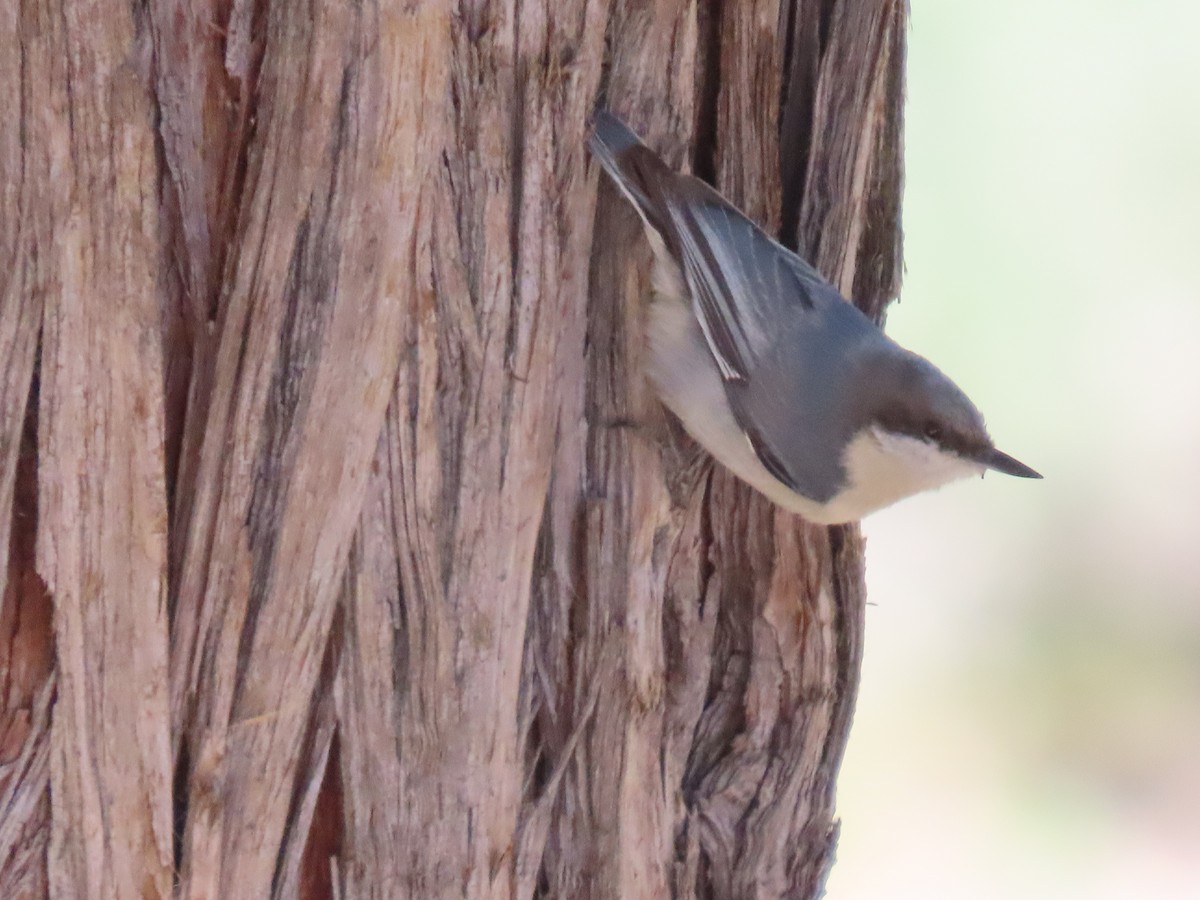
[662,191,834,382]
[662,188,885,500]
[589,113,836,384]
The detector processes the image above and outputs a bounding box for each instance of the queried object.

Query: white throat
[824,425,984,521]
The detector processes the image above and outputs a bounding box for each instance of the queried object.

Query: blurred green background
[826,2,1200,897]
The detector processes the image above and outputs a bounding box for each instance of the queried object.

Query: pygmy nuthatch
[589,111,1040,524]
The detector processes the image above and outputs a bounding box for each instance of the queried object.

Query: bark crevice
[0,2,907,896]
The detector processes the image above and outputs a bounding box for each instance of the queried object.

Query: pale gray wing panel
[666,197,835,382]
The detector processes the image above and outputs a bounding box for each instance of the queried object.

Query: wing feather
[665,195,834,383]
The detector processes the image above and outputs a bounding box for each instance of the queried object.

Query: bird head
[826,347,1040,520]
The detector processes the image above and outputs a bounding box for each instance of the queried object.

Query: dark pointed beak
[975,446,1042,479]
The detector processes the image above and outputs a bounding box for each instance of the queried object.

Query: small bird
[588,111,1040,524]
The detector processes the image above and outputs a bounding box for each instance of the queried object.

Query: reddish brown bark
[0,1,907,897]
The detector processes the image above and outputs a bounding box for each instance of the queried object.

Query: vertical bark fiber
[5,1,175,898]
[0,0,908,897]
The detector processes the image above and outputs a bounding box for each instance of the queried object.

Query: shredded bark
[0,1,907,897]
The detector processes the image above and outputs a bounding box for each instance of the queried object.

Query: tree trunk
[0,0,907,897]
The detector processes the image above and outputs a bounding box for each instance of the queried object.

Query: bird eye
[923,422,942,441]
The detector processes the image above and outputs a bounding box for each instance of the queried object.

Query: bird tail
[588,111,672,232]
[588,111,645,175]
